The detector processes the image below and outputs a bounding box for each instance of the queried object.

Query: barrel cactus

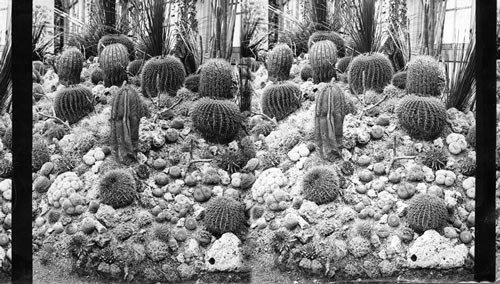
[300,64,313,81]
[100,43,129,87]
[127,60,144,77]
[184,74,200,92]
[336,56,352,73]
[54,86,94,124]
[98,169,136,208]
[98,34,135,60]
[191,98,243,144]
[266,44,294,82]
[308,31,346,58]
[57,47,84,86]
[348,53,394,94]
[392,71,407,89]
[261,82,302,121]
[396,95,447,140]
[204,196,246,235]
[309,40,338,83]
[90,68,105,85]
[406,55,446,96]
[33,136,51,172]
[141,56,186,97]
[302,166,342,204]
[406,194,448,232]
[199,59,233,99]
[315,84,349,160]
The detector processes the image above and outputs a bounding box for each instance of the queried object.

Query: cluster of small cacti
[54,86,95,124]
[261,82,302,121]
[204,196,246,235]
[198,59,234,98]
[309,40,338,83]
[100,43,129,87]
[266,44,294,82]
[308,31,346,58]
[57,47,84,86]
[406,55,446,96]
[98,34,135,60]
[406,194,448,232]
[348,52,394,94]
[98,169,136,208]
[302,166,342,204]
[141,56,186,97]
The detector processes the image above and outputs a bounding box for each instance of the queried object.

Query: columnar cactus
[127,60,144,77]
[302,166,342,204]
[392,71,407,89]
[141,56,186,97]
[406,55,446,96]
[57,47,84,86]
[336,56,352,73]
[54,86,94,124]
[204,196,246,235]
[110,86,148,164]
[191,98,243,144]
[261,82,302,121]
[309,40,338,83]
[266,44,294,82]
[98,169,136,208]
[348,53,394,94]
[308,31,346,58]
[395,95,447,140]
[100,43,129,87]
[98,34,135,60]
[199,59,234,99]
[315,84,348,160]
[406,194,448,232]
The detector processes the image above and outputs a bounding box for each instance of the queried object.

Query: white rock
[205,233,243,272]
[297,145,310,157]
[213,186,224,197]
[386,235,404,259]
[184,238,201,258]
[288,150,301,162]
[462,177,475,190]
[407,230,469,269]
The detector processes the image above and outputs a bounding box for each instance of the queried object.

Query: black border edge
[12,0,33,283]
[475,0,496,281]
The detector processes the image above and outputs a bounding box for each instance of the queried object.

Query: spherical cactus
[141,56,186,97]
[308,31,346,57]
[100,43,129,87]
[127,60,144,77]
[406,55,446,96]
[348,53,394,94]
[266,44,294,82]
[191,98,243,144]
[90,67,105,85]
[204,196,246,235]
[300,64,313,81]
[98,169,136,208]
[406,194,448,232]
[54,86,95,124]
[309,40,338,83]
[98,34,135,60]
[396,95,447,140]
[336,56,352,73]
[199,59,233,99]
[392,71,407,89]
[57,47,84,86]
[261,82,302,121]
[302,166,342,204]
[184,74,200,92]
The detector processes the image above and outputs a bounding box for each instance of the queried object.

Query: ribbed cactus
[348,53,394,94]
[191,98,243,144]
[261,82,302,121]
[392,71,407,89]
[266,44,294,82]
[57,47,84,86]
[336,56,352,73]
[308,31,346,58]
[300,64,313,81]
[302,166,342,204]
[395,95,447,140]
[198,59,234,99]
[407,194,448,232]
[315,84,348,160]
[309,40,338,83]
[110,85,148,164]
[141,56,186,97]
[54,86,94,124]
[90,68,105,85]
[406,55,445,96]
[100,43,129,87]
[98,34,135,60]
[99,169,136,208]
[204,196,246,235]
[127,60,144,77]
[184,74,200,92]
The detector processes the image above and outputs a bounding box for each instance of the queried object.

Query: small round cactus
[142,56,186,97]
[53,86,94,124]
[309,40,338,83]
[302,166,342,204]
[184,74,200,92]
[300,64,313,81]
[98,34,135,60]
[204,196,246,235]
[406,194,448,232]
[266,44,294,82]
[199,59,234,99]
[90,68,105,85]
[392,71,407,89]
[57,47,84,86]
[261,82,302,121]
[396,95,447,140]
[98,169,136,208]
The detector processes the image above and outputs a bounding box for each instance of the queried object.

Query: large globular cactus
[127,60,144,77]
[309,40,338,83]
[336,56,352,73]
[100,43,129,87]
[199,59,234,99]
[98,34,135,60]
[406,55,446,96]
[191,98,243,144]
[57,47,84,86]
[141,55,186,98]
[315,84,349,160]
[266,44,294,82]
[406,194,448,232]
[90,67,105,85]
[308,31,346,58]
[261,82,302,121]
[54,86,94,124]
[302,166,342,204]
[395,95,447,140]
[348,52,394,94]
[110,85,148,164]
[204,196,246,235]
[392,71,407,89]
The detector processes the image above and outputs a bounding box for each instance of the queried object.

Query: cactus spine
[309,40,338,83]
[54,86,94,124]
[100,43,129,87]
[57,47,84,86]
[266,44,294,82]
[261,82,302,121]
[348,53,394,94]
[141,56,186,98]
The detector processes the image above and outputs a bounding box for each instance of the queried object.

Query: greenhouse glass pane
[456,0,472,8]
[442,11,455,43]
[446,0,456,9]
